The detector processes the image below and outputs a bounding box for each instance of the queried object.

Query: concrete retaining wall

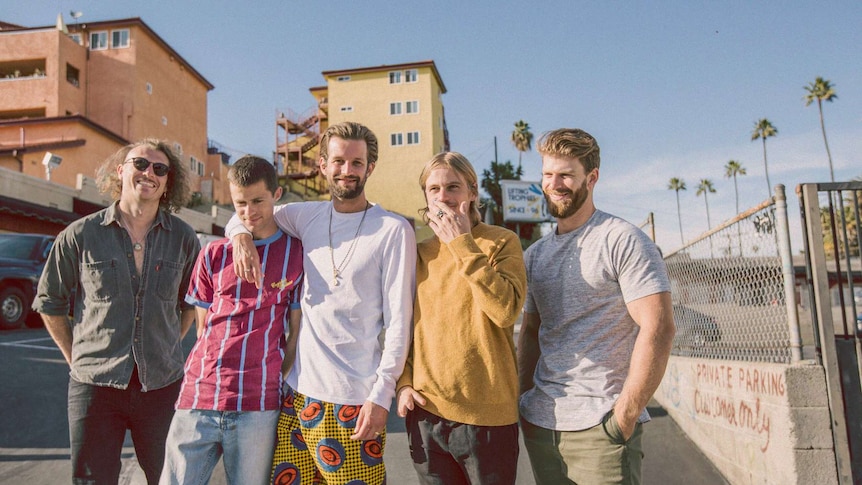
[2,166,233,233]
[654,356,837,484]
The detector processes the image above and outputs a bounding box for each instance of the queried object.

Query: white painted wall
[655,356,837,484]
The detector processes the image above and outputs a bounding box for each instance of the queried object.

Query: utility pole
[494,136,498,164]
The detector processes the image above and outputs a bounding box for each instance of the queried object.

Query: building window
[407,131,420,145]
[162,116,168,126]
[406,100,419,114]
[174,143,182,156]
[405,69,418,83]
[69,33,82,45]
[340,106,353,112]
[146,82,152,94]
[191,156,203,176]
[336,75,351,81]
[111,29,130,48]
[390,133,403,146]
[66,64,80,87]
[389,71,402,84]
[89,31,108,50]
[389,102,402,115]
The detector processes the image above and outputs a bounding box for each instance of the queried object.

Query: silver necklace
[328,202,369,286]
[118,213,146,251]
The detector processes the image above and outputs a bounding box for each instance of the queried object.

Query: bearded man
[226,122,416,484]
[517,128,675,485]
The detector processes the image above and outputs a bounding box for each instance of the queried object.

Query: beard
[328,174,367,200]
[544,179,589,219]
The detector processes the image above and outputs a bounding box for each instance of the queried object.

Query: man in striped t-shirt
[160,156,303,485]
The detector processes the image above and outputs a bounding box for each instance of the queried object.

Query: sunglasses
[125,157,170,177]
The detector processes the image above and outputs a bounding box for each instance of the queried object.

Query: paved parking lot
[0,328,530,484]
[1,327,725,484]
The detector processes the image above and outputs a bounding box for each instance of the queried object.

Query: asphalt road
[0,327,725,484]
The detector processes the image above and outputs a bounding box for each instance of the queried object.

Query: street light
[42,152,62,181]
[70,11,83,40]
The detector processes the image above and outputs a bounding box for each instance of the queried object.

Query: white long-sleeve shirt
[226,201,416,408]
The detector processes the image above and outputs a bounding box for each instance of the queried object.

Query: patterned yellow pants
[270,386,386,485]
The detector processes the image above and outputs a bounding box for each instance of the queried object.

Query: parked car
[0,233,55,329]
[672,304,722,351]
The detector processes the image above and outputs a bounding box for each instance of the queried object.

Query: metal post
[801,183,854,483]
[649,212,656,243]
[774,185,802,362]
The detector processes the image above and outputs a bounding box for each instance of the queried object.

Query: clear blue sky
[4,1,861,252]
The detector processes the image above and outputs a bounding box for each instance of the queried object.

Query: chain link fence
[663,194,798,363]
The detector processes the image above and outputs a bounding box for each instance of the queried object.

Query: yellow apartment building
[0,15,230,234]
[276,60,449,239]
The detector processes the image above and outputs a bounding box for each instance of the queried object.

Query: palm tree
[804,77,838,182]
[511,120,533,171]
[751,118,778,198]
[696,179,717,230]
[724,160,747,255]
[724,160,747,215]
[668,177,687,246]
[697,178,717,258]
[480,160,523,225]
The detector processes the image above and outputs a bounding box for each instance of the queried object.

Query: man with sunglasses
[34,139,201,484]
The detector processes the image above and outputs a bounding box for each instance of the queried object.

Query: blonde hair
[537,128,601,172]
[418,151,482,225]
[95,138,191,213]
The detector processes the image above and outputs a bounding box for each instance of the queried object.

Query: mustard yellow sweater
[397,223,526,426]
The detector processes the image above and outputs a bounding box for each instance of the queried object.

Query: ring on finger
[436,209,445,219]
[244,269,252,273]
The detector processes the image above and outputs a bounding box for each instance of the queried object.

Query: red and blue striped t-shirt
[177,231,303,411]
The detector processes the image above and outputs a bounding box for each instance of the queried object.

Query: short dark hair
[537,128,601,173]
[228,156,279,194]
[319,121,378,164]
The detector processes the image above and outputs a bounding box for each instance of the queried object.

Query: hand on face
[428,199,472,244]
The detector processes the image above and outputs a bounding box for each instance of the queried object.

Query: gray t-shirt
[519,209,670,431]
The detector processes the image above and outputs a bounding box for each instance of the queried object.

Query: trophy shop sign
[500,180,551,223]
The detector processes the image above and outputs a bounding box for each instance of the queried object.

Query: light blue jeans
[160,408,280,485]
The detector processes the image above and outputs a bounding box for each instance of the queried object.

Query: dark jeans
[406,406,519,485]
[67,368,181,485]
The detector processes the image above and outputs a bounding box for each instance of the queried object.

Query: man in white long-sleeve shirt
[226,121,416,484]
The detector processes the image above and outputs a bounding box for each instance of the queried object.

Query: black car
[671,304,722,355]
[0,233,55,329]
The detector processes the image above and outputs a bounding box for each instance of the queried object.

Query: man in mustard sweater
[397,152,527,485]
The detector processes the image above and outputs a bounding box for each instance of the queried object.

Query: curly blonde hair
[95,138,191,213]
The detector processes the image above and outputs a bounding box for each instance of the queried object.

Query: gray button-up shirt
[33,203,200,391]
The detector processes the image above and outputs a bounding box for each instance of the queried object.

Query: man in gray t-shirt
[518,128,674,485]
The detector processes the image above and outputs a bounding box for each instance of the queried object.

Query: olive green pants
[521,411,644,485]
